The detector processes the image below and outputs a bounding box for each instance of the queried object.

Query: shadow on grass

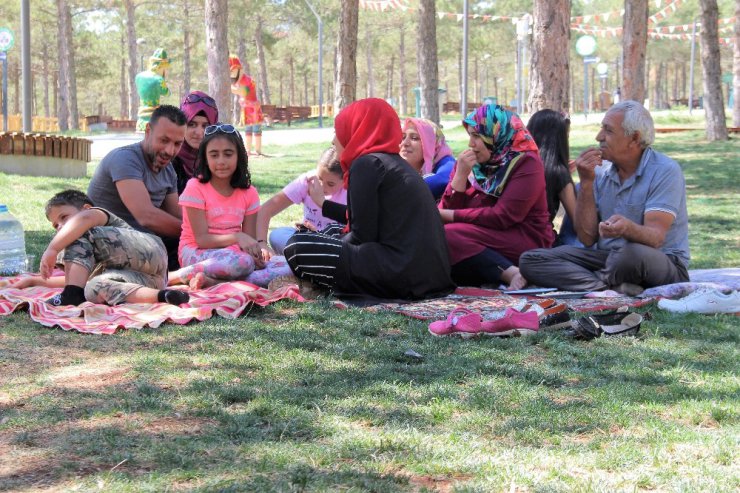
[1,300,738,489]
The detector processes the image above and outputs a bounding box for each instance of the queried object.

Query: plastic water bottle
[0,204,27,276]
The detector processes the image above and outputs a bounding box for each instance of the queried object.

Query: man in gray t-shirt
[88,105,186,270]
[520,101,690,295]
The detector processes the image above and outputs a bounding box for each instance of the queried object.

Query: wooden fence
[0,132,91,162]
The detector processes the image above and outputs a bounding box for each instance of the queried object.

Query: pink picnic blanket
[0,278,304,335]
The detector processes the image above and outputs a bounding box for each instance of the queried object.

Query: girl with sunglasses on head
[168,123,264,289]
[172,91,219,194]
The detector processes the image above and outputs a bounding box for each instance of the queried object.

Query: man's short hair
[45,189,93,216]
[609,100,655,147]
[150,104,187,127]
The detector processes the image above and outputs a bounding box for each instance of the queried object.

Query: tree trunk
[417,0,439,122]
[457,46,462,105]
[365,28,374,98]
[205,0,231,114]
[304,70,308,106]
[42,42,50,117]
[124,0,138,121]
[289,56,295,105]
[65,4,79,129]
[699,0,728,140]
[386,54,394,100]
[182,0,192,96]
[529,0,570,113]
[398,29,407,115]
[621,0,648,103]
[654,62,663,110]
[56,0,71,131]
[334,0,358,111]
[733,0,740,127]
[120,32,128,119]
[474,57,479,103]
[253,16,271,105]
[53,72,58,119]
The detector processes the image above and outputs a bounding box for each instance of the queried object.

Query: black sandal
[568,311,643,340]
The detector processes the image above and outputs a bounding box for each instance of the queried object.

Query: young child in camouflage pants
[11,190,189,307]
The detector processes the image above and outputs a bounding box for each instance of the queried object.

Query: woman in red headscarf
[172,91,219,194]
[283,98,454,301]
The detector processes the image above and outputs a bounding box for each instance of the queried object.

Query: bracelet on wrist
[257,240,266,243]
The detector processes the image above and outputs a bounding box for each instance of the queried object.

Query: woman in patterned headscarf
[400,118,456,199]
[284,98,454,301]
[439,104,554,289]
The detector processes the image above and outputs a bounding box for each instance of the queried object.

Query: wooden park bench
[0,132,91,178]
[261,104,312,126]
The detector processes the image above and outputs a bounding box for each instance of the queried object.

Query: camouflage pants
[62,226,168,305]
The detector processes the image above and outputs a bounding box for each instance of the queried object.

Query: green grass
[0,118,739,491]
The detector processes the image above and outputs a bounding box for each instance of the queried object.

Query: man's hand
[575,147,603,183]
[40,248,59,280]
[598,214,633,239]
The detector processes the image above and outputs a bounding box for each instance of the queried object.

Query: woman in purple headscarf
[439,104,554,289]
[172,91,219,194]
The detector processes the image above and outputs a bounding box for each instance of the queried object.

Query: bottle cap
[0,205,7,212]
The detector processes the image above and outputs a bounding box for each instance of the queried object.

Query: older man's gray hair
[609,100,655,147]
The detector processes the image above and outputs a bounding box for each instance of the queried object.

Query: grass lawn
[0,115,738,491]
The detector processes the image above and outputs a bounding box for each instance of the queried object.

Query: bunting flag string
[571,24,733,45]
[358,0,736,41]
[648,0,684,24]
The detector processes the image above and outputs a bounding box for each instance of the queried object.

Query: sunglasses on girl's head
[184,93,217,108]
[204,124,237,136]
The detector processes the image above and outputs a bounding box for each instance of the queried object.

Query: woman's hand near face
[450,149,476,193]
[456,149,477,175]
[307,176,325,208]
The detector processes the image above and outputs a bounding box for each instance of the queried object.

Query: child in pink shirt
[256,146,346,257]
[169,124,263,289]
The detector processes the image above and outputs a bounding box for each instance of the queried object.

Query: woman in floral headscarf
[439,104,554,289]
[172,91,219,194]
[400,118,456,199]
[284,98,454,301]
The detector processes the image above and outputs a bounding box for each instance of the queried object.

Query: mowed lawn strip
[0,119,738,491]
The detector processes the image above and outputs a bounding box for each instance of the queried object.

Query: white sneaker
[658,288,740,314]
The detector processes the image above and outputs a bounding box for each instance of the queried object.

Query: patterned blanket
[0,278,304,335]
[367,287,656,321]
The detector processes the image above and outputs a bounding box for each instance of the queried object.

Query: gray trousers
[519,242,689,291]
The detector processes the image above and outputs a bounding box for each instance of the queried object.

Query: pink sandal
[428,308,482,337]
[479,308,540,337]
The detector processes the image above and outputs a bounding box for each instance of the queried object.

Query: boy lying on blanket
[9,190,189,307]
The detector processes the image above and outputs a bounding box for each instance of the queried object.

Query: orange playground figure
[229,55,264,155]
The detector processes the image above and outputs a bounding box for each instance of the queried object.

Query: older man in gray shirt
[519,100,689,295]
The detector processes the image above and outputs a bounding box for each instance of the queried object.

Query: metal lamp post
[515,14,531,115]
[575,35,598,120]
